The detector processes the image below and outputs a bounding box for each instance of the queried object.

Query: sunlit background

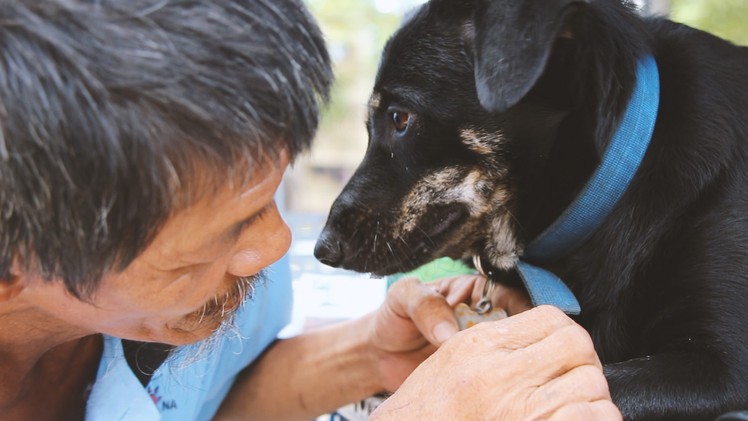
[283,0,748,214]
[283,0,427,213]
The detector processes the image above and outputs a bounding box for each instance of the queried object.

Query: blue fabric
[86,255,293,421]
[517,56,660,315]
[516,261,581,314]
[717,411,748,421]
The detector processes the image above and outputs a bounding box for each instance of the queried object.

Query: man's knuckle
[563,324,595,352]
[585,367,611,397]
[532,305,570,324]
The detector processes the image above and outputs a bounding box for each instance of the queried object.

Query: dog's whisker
[500,205,522,229]
[395,236,417,273]
[415,225,437,247]
[385,240,405,272]
[372,220,380,255]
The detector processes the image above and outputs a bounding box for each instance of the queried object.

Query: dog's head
[314,0,643,275]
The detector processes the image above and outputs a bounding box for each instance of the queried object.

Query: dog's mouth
[315,202,476,276]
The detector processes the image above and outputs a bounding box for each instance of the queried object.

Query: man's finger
[466,305,577,351]
[491,283,533,315]
[527,365,612,419]
[518,323,603,375]
[548,400,623,421]
[432,274,483,307]
[388,277,459,346]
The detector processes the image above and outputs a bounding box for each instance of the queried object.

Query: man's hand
[371,305,622,420]
[366,275,531,392]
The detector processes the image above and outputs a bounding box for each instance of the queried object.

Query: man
[0,1,619,420]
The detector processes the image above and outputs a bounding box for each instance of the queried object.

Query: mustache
[167,270,268,368]
[186,270,267,331]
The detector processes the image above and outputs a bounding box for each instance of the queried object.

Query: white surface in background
[280,211,388,338]
[289,239,318,257]
[279,273,387,338]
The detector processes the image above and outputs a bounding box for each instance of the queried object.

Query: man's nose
[227,206,291,278]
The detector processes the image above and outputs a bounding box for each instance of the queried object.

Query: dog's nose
[314,230,345,267]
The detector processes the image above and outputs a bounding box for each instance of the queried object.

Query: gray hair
[0,0,333,297]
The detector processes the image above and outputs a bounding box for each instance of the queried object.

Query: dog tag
[472,255,497,314]
[454,303,507,330]
[475,281,495,314]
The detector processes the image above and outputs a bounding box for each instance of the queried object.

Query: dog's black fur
[314,0,748,419]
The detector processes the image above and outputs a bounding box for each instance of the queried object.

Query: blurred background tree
[670,0,748,45]
[284,0,748,213]
[284,0,424,212]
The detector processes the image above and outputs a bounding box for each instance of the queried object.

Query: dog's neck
[485,55,661,315]
[523,55,660,265]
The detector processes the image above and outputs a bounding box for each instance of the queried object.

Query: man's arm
[214,276,471,420]
[215,313,382,420]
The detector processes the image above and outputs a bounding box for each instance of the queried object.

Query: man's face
[20,155,291,346]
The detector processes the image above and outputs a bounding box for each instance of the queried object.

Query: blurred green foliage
[305,0,408,132]
[671,0,748,45]
[305,0,747,140]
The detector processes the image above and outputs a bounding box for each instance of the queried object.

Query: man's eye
[231,203,274,238]
[390,111,411,133]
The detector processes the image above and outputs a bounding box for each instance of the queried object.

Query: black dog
[314,0,748,419]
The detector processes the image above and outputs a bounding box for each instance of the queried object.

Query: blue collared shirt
[86,257,293,421]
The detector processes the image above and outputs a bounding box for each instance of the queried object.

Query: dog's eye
[390,111,411,134]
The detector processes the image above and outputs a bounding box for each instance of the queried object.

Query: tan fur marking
[398,168,491,235]
[486,209,519,270]
[369,93,382,110]
[394,166,518,270]
[460,128,503,156]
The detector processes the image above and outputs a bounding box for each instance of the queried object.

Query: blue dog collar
[515,55,660,315]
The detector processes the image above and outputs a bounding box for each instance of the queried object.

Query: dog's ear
[473,0,588,113]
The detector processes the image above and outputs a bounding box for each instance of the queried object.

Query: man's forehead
[239,150,290,197]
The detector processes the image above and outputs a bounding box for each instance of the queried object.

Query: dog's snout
[314,230,345,267]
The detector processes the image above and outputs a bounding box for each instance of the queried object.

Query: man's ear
[0,260,27,302]
[0,271,25,304]
[472,0,588,113]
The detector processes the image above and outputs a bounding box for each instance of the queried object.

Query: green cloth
[387,257,474,288]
